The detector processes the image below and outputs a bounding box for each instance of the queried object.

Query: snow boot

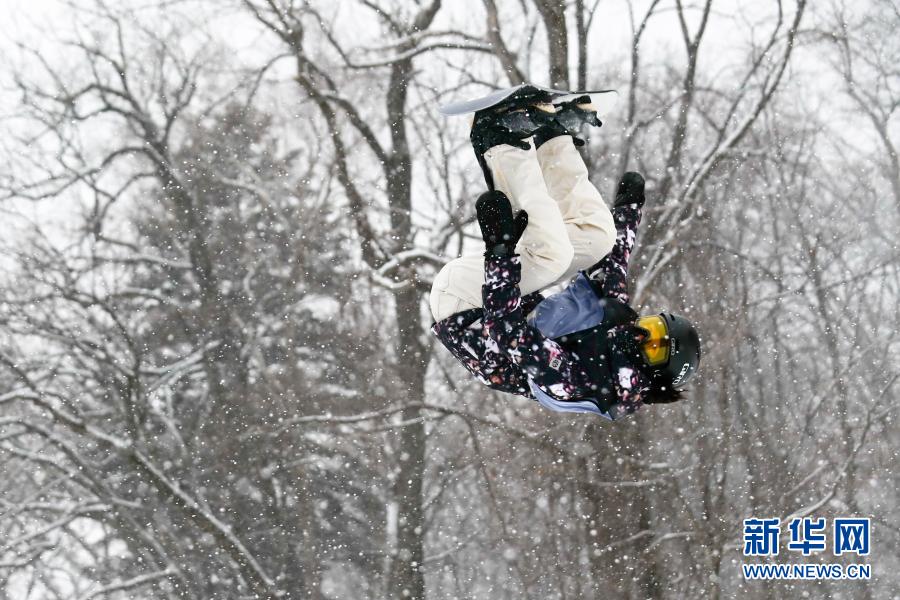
[534,95,603,148]
[554,95,602,131]
[470,101,556,188]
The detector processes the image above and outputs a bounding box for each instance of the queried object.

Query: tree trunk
[387,288,428,599]
[534,0,570,88]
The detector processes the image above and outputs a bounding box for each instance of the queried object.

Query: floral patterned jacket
[432,203,652,418]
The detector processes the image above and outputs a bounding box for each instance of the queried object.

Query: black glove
[614,171,645,208]
[475,191,529,257]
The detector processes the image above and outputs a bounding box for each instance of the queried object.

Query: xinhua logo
[741,516,872,581]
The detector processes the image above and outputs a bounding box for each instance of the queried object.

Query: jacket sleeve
[586,203,642,304]
[586,201,654,415]
[431,309,534,397]
[481,255,600,401]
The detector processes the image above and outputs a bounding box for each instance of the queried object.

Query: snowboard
[438,83,618,116]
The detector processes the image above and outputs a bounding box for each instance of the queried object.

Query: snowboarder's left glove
[476,190,528,257]
[614,171,646,208]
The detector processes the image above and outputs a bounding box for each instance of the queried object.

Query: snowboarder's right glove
[476,190,528,257]
[614,171,646,208]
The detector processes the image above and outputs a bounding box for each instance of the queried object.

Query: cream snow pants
[430,136,616,322]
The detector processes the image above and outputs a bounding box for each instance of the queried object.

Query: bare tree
[1,4,389,598]
[2,0,898,598]
[818,0,900,210]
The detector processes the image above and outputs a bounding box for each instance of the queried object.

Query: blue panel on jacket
[529,272,605,338]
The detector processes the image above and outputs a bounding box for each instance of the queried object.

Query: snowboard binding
[469,95,557,188]
[469,100,556,154]
[448,84,616,187]
[553,96,603,136]
[532,96,603,148]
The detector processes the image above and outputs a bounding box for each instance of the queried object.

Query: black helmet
[635,313,701,387]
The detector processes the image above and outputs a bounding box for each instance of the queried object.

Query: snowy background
[0,0,897,598]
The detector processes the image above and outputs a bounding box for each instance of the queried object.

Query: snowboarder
[430,92,701,420]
